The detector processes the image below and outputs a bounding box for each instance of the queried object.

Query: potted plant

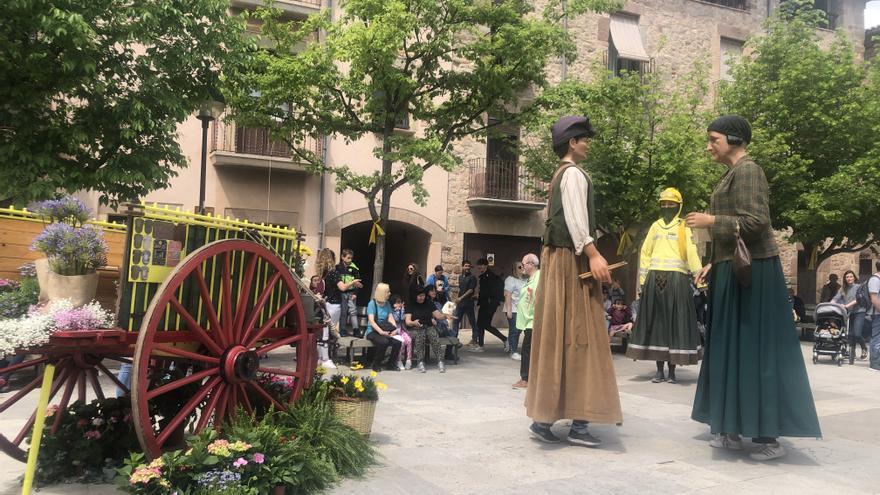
[327,371,386,438]
[29,197,108,306]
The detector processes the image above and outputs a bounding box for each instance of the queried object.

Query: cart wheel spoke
[153,344,220,365]
[87,369,105,400]
[196,382,226,432]
[257,367,302,378]
[10,365,72,447]
[96,362,130,394]
[232,255,259,343]
[220,252,234,345]
[245,381,284,413]
[155,376,221,447]
[245,299,297,349]
[0,356,49,375]
[240,271,282,345]
[168,296,224,356]
[193,266,227,348]
[146,368,218,401]
[77,371,86,404]
[237,384,254,416]
[255,333,306,357]
[0,375,43,414]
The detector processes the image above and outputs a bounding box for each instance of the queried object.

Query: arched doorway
[340,220,431,301]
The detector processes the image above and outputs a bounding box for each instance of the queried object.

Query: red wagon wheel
[131,239,312,458]
[0,353,124,462]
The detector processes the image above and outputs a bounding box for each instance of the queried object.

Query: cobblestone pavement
[1,332,878,495]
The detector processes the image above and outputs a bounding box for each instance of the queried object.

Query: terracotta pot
[35,257,99,307]
[271,486,286,495]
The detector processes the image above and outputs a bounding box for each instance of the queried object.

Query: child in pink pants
[391,295,413,370]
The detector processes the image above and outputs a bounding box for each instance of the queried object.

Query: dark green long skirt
[626,270,702,365]
[691,258,821,439]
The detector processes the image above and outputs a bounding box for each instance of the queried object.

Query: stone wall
[440,0,872,292]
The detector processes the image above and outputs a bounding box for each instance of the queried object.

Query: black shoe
[567,429,603,447]
[667,372,678,384]
[651,371,666,383]
[529,423,560,443]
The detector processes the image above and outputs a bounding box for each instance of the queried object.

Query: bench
[335,335,461,365]
[796,322,816,341]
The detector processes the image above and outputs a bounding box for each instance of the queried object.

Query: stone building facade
[75,0,872,304]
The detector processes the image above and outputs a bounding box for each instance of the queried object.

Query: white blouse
[559,166,594,255]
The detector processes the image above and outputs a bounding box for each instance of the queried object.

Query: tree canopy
[519,60,719,254]
[228,0,622,282]
[0,0,248,206]
[719,0,880,264]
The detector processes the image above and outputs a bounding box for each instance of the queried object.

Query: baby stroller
[812,302,849,366]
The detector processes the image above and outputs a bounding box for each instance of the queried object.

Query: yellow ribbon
[368,220,385,245]
[616,230,632,256]
[808,245,819,270]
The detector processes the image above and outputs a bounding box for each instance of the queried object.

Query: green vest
[543,162,597,248]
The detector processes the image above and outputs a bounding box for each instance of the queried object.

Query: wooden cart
[0,203,320,461]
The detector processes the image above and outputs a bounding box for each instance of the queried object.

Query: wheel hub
[222,346,259,384]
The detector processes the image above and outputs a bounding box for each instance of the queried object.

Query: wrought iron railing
[211,119,323,163]
[700,0,748,10]
[467,158,547,203]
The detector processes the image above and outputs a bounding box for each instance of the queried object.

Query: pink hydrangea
[253,453,265,464]
[232,457,248,468]
[84,430,101,440]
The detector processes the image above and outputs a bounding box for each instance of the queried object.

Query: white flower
[0,299,115,358]
[91,418,104,426]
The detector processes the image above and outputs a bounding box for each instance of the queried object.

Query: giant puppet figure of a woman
[626,188,703,383]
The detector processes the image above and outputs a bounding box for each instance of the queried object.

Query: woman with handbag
[626,188,703,384]
[686,115,821,461]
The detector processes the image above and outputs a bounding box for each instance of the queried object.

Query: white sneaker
[749,442,786,461]
[510,352,522,361]
[503,341,510,352]
[468,346,485,353]
[396,361,404,371]
[405,359,412,370]
[709,434,742,450]
[321,359,337,369]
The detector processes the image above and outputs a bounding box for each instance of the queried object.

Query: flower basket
[331,397,377,437]
[36,258,98,306]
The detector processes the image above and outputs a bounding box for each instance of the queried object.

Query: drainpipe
[561,0,569,81]
[317,0,333,250]
[767,0,771,20]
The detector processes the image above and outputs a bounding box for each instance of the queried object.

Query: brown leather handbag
[732,221,752,288]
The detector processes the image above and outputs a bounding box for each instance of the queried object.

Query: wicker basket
[331,398,377,437]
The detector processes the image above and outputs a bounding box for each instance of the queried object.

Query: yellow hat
[658,187,683,204]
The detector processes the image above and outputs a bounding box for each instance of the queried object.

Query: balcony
[466,158,547,211]
[231,0,321,19]
[210,119,323,172]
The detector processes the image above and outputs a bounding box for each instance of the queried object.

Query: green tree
[719,0,880,271]
[519,61,719,257]
[0,0,248,206]
[226,0,622,285]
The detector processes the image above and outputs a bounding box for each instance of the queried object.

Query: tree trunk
[370,155,394,291]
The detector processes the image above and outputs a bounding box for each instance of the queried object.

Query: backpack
[857,275,879,312]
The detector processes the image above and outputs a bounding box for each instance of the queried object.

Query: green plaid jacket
[708,156,779,263]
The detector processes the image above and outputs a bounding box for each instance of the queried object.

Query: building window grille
[700,0,749,10]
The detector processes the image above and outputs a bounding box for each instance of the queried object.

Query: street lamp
[196,96,226,215]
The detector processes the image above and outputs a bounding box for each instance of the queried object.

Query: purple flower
[28,197,91,226]
[252,453,265,464]
[232,457,248,468]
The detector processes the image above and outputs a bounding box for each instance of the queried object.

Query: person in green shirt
[512,253,540,390]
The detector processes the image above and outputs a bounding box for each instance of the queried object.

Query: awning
[610,15,650,62]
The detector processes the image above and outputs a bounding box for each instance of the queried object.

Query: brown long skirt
[524,246,623,425]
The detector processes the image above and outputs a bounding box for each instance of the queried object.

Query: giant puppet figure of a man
[525,116,623,447]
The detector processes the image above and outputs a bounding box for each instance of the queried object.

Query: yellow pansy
[354,378,363,389]
[340,376,350,385]
[376,381,388,390]
[350,362,364,370]
[370,370,378,378]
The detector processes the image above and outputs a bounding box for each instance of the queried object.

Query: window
[720,38,744,82]
[700,0,748,10]
[607,14,651,77]
[371,91,410,130]
[813,0,837,29]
